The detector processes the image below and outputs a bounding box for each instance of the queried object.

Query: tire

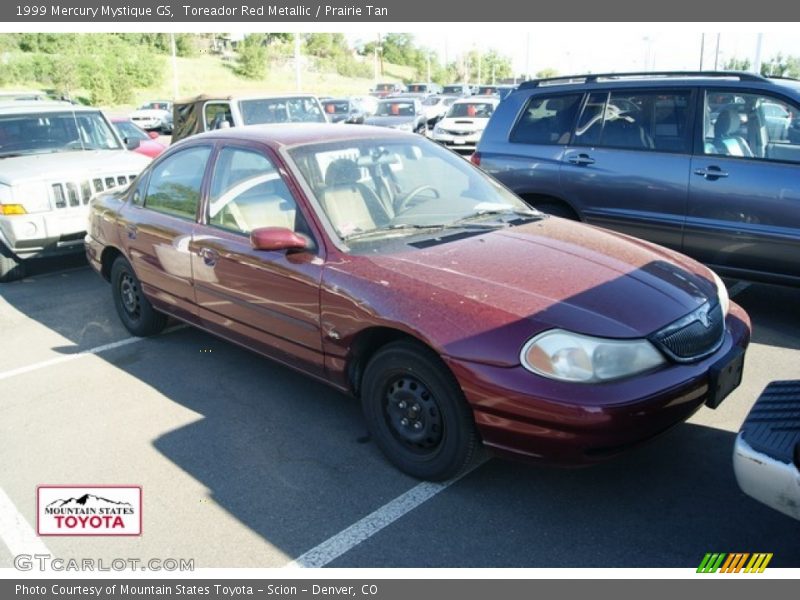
[535,201,578,220]
[0,242,25,282]
[361,340,478,481]
[110,256,167,337]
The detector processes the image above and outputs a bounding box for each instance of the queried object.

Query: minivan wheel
[0,242,25,282]
[111,256,167,337]
[361,341,478,481]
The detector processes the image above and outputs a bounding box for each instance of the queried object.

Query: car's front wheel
[361,340,478,481]
[111,256,167,336]
[0,242,25,282]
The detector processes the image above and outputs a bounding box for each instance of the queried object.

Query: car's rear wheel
[361,340,478,481]
[0,242,25,282]
[111,256,167,336]
[535,201,578,220]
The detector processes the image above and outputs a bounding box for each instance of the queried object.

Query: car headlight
[520,329,666,383]
[710,270,729,316]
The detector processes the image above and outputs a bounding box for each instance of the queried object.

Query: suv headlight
[521,330,666,383]
[710,270,729,316]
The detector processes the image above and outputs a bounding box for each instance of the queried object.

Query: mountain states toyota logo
[37,486,141,536]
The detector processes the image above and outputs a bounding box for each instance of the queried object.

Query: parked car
[130,101,173,134]
[475,85,499,96]
[371,82,406,98]
[442,84,472,97]
[0,89,50,102]
[407,82,443,95]
[420,95,458,127]
[171,94,327,143]
[475,71,800,287]
[85,123,750,480]
[432,97,499,153]
[321,98,374,124]
[733,380,800,521]
[363,98,427,133]
[0,101,151,281]
[111,118,166,159]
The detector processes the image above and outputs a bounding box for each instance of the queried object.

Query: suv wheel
[0,242,25,282]
[361,340,478,481]
[535,201,578,220]
[111,256,167,336]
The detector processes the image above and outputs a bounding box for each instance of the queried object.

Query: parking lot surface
[1,256,799,569]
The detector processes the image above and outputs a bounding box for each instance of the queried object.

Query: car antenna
[67,89,86,152]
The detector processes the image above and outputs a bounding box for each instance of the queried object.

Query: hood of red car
[353,218,719,364]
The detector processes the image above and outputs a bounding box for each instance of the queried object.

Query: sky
[347,26,800,79]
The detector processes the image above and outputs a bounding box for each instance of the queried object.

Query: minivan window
[510,94,582,145]
[574,90,692,153]
[703,89,800,164]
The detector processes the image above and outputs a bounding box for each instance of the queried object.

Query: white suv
[0,101,151,281]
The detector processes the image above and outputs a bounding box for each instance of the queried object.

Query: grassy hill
[1,52,417,111]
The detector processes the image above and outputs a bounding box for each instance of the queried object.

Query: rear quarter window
[510,93,582,145]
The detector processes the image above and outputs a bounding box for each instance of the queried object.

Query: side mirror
[250,227,308,252]
[148,131,159,140]
[125,137,141,151]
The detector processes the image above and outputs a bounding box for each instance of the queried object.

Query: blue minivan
[474,71,800,286]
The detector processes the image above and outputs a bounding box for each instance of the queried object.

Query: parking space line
[0,325,186,383]
[285,456,489,568]
[0,487,50,558]
[728,282,751,298]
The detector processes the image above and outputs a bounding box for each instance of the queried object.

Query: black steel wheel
[361,340,478,480]
[111,256,167,336]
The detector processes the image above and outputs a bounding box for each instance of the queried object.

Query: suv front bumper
[0,208,88,258]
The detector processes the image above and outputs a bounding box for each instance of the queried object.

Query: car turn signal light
[0,204,27,215]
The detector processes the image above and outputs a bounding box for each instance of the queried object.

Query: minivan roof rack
[518,71,768,89]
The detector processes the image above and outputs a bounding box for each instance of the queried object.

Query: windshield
[422,96,442,106]
[375,101,416,117]
[323,101,349,115]
[443,86,463,95]
[408,84,428,93]
[0,111,122,157]
[447,102,496,118]
[478,87,497,95]
[288,137,535,245]
[114,121,149,141]
[376,84,395,91]
[238,97,326,125]
[140,102,170,111]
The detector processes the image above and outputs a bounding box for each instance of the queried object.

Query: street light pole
[170,33,179,100]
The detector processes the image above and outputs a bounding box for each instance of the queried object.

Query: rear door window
[510,93,582,145]
[574,90,692,153]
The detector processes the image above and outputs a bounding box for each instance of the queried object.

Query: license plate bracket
[706,346,745,409]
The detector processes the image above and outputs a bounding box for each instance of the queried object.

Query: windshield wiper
[451,208,543,225]
[342,222,501,242]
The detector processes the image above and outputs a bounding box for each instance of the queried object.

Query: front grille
[650,302,725,363]
[442,128,475,136]
[50,174,135,209]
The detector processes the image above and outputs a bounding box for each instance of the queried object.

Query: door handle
[567,153,595,166]
[125,224,137,239]
[198,247,220,266]
[693,166,729,179]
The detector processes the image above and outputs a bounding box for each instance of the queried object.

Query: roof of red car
[178,123,409,149]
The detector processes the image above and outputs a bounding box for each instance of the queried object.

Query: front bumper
[0,209,89,258]
[733,380,800,520]
[432,131,482,151]
[444,302,751,465]
[131,117,164,130]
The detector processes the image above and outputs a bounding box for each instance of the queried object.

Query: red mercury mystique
[85,124,751,481]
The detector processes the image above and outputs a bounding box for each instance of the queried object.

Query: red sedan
[85,124,750,480]
[111,118,166,159]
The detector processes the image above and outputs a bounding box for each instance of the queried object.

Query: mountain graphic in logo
[46,493,132,509]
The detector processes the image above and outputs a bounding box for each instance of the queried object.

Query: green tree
[535,68,560,79]
[236,34,267,80]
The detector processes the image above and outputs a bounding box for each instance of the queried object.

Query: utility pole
[525,33,531,81]
[294,33,302,91]
[699,33,705,70]
[170,33,179,99]
[714,33,721,70]
[753,33,764,75]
